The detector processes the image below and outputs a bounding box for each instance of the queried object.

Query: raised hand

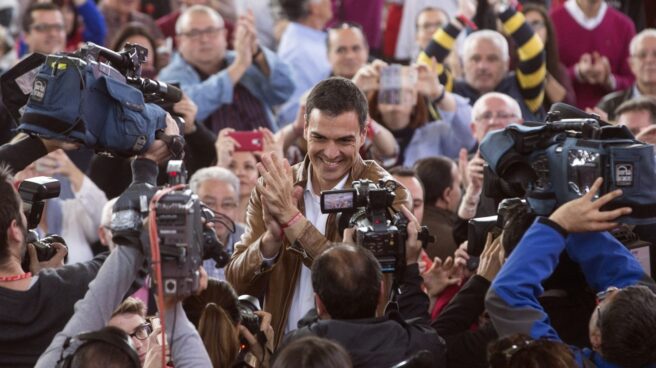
[548,177,632,233]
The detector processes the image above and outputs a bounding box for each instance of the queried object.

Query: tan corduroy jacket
[225,155,409,347]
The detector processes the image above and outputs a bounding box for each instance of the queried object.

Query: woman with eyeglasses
[522,4,576,111]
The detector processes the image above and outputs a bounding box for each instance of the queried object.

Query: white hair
[462,29,509,62]
[630,28,656,56]
[175,4,224,35]
[472,92,522,119]
[189,166,240,196]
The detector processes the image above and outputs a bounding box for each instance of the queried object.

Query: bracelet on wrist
[432,87,447,106]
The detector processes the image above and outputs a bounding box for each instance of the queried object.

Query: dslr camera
[320,179,434,275]
[18,177,68,271]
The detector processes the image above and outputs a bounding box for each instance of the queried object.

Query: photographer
[486,178,656,367]
[280,206,446,368]
[0,164,107,368]
[225,77,409,347]
[36,117,213,368]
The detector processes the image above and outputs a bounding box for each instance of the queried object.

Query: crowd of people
[0,0,655,367]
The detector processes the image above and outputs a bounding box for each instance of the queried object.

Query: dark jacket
[281,264,447,368]
[0,253,107,368]
[433,275,498,368]
[596,86,635,121]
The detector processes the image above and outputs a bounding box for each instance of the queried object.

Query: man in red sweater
[551,0,636,109]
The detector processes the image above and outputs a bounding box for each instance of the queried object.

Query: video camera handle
[83,42,183,103]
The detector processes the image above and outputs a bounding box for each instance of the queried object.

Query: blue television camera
[1,43,182,157]
[480,103,656,225]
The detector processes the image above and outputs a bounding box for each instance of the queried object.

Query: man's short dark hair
[305,77,369,131]
[278,0,314,22]
[614,97,656,125]
[311,244,382,319]
[23,2,62,33]
[0,165,21,263]
[389,166,425,195]
[413,156,455,206]
[601,285,656,367]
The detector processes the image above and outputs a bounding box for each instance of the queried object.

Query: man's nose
[324,141,340,158]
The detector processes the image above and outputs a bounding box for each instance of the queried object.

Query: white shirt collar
[305,165,350,197]
[564,0,608,30]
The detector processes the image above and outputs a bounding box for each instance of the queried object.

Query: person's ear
[442,186,453,204]
[470,121,477,136]
[7,219,22,244]
[315,294,331,320]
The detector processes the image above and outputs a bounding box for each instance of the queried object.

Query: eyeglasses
[31,23,65,33]
[527,20,545,30]
[417,21,445,32]
[595,286,620,329]
[475,112,518,122]
[179,26,224,39]
[632,50,656,60]
[129,323,152,340]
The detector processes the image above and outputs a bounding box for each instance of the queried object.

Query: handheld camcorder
[18,177,67,270]
[1,43,183,157]
[479,103,656,224]
[320,179,434,275]
[142,161,231,298]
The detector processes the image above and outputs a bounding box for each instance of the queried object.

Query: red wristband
[281,212,303,229]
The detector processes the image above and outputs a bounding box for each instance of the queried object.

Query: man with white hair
[189,166,246,280]
[597,29,656,121]
[417,1,545,121]
[158,5,294,133]
[460,92,523,219]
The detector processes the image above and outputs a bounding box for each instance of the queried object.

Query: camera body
[18,177,67,270]
[480,103,656,224]
[143,161,229,298]
[237,295,262,342]
[321,179,433,274]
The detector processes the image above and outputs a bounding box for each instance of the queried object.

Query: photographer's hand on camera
[256,152,304,258]
[239,310,274,368]
[476,232,504,282]
[548,177,632,233]
[27,242,67,274]
[402,205,423,266]
[140,113,180,164]
[173,94,199,135]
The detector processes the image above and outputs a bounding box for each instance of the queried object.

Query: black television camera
[142,161,230,298]
[320,179,434,275]
[1,42,183,157]
[466,198,525,271]
[479,103,656,224]
[18,177,68,271]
